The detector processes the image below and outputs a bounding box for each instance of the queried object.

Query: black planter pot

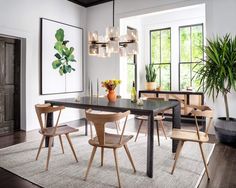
[214,117,236,147]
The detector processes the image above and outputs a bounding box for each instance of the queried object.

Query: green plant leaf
[62,40,69,45]
[68,54,76,62]
[55,28,64,42]
[54,41,63,54]
[195,34,236,119]
[54,53,61,59]
[59,67,64,75]
[52,60,62,69]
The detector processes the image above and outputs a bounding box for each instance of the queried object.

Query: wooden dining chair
[84,109,136,188]
[88,110,121,138]
[170,105,213,179]
[135,98,167,145]
[35,103,78,170]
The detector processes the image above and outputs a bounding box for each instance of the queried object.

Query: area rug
[0,130,214,188]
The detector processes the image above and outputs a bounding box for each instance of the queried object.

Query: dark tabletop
[46,96,179,115]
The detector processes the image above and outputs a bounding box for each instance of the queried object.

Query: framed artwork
[40,18,84,95]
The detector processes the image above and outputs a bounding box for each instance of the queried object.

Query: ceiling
[68,0,113,7]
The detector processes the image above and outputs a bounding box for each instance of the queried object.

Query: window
[150,28,171,90]
[126,55,137,93]
[179,24,204,91]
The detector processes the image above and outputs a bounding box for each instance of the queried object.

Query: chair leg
[159,120,167,139]
[36,135,45,160]
[156,121,160,146]
[174,140,182,160]
[171,141,184,174]
[65,134,78,162]
[84,146,97,181]
[199,143,210,180]
[113,149,121,188]
[134,120,143,142]
[124,144,136,173]
[59,135,64,154]
[89,122,93,139]
[115,121,120,134]
[46,137,53,171]
[101,147,104,166]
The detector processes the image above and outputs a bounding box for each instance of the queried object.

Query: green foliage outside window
[151,28,171,90]
[179,24,204,91]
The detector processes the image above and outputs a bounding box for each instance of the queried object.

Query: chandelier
[88,0,138,57]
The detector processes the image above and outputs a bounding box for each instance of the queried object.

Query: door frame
[0,36,21,132]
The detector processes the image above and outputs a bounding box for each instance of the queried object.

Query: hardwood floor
[0,118,235,188]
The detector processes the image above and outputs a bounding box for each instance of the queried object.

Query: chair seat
[170,129,209,143]
[136,115,165,121]
[39,125,78,136]
[89,132,133,148]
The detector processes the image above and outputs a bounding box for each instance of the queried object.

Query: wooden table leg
[147,112,154,178]
[172,102,181,153]
[45,111,53,147]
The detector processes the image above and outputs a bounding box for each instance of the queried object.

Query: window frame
[126,54,137,91]
[150,27,172,90]
[178,23,204,91]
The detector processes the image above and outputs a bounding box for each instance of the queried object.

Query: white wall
[0,0,87,131]
[87,0,236,119]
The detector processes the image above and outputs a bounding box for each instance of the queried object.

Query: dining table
[45,96,181,178]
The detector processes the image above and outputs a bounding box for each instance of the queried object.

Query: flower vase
[107,90,117,102]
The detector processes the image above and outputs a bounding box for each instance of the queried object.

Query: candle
[97,78,99,98]
[91,81,93,97]
[88,79,90,96]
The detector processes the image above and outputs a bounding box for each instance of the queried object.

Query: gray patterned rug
[0,130,214,188]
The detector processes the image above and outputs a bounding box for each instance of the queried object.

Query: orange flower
[101,79,121,91]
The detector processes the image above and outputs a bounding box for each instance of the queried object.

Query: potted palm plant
[145,64,157,90]
[196,34,236,146]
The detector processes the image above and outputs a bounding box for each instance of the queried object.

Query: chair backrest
[190,105,213,138]
[85,109,130,146]
[35,103,65,135]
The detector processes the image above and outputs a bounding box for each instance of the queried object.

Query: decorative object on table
[145,64,157,90]
[156,86,161,91]
[40,18,83,95]
[101,79,121,102]
[186,86,193,91]
[195,34,236,146]
[75,96,80,102]
[52,28,76,75]
[97,78,99,98]
[131,81,137,103]
[88,0,138,57]
[136,98,144,106]
[90,80,93,97]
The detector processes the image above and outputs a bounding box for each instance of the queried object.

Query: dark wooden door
[0,37,21,135]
